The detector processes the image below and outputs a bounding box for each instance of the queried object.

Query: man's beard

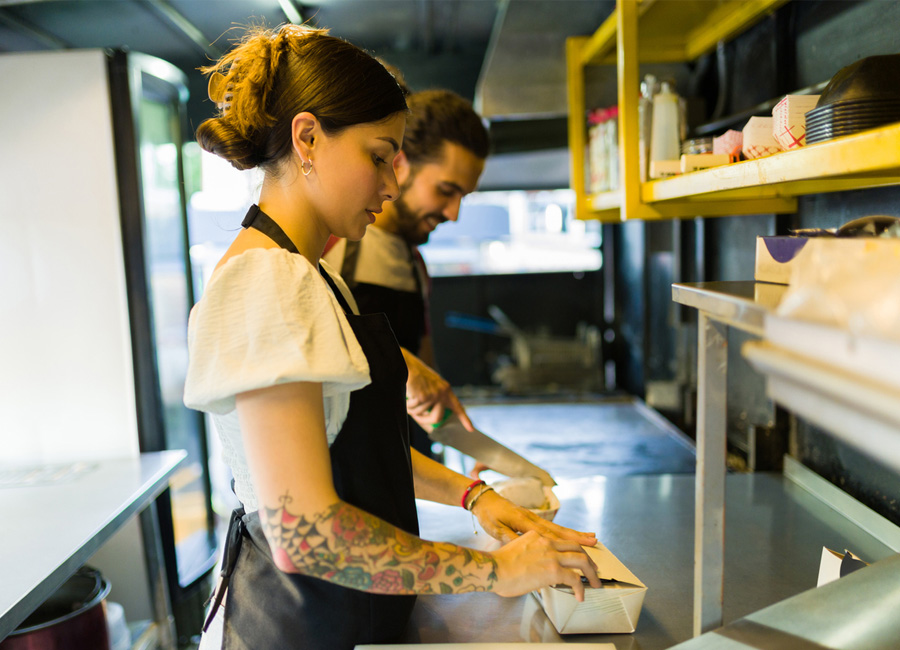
[393,194,441,246]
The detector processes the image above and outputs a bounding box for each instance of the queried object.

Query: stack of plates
[805,54,900,144]
[805,99,900,144]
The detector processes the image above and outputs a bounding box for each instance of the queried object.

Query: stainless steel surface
[671,282,787,337]
[744,339,900,477]
[672,281,788,637]
[430,414,556,486]
[475,0,613,119]
[0,451,187,641]
[405,472,896,648]
[695,313,728,636]
[446,396,697,479]
[670,553,900,650]
[783,456,900,552]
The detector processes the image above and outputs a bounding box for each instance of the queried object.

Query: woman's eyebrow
[378,137,400,152]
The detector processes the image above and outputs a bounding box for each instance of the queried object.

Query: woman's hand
[401,347,473,431]
[490,530,602,602]
[472,489,598,547]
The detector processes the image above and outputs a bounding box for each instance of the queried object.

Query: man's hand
[401,347,474,432]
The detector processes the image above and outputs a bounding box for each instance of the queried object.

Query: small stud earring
[301,159,313,176]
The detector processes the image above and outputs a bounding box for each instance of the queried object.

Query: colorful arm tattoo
[260,492,498,595]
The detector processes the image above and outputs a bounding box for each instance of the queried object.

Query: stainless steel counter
[670,552,900,650]
[671,281,786,634]
[403,470,895,648]
[0,451,186,641]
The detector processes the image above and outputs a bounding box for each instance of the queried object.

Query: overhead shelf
[644,122,900,202]
[582,0,790,66]
[567,0,900,223]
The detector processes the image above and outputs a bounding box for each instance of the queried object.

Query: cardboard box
[533,543,646,634]
[680,153,733,173]
[755,236,811,284]
[742,116,782,159]
[649,159,681,179]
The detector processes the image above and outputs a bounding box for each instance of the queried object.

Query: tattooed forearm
[260,492,498,595]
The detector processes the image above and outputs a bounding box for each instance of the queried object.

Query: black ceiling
[1,0,618,154]
[0,0,501,130]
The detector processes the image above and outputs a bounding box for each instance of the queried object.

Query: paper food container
[742,116,782,159]
[534,543,646,634]
[713,129,743,156]
[817,547,869,587]
[772,94,821,150]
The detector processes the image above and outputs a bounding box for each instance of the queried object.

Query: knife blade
[428,412,556,486]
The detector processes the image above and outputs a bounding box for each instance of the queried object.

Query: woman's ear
[291,112,318,160]
[393,149,411,186]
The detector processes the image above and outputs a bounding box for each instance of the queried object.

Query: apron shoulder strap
[241,205,301,255]
[241,204,353,314]
[319,264,354,315]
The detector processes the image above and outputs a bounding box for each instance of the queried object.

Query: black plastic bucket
[1,566,111,650]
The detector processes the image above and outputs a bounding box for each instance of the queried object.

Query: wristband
[466,485,494,512]
[460,479,485,509]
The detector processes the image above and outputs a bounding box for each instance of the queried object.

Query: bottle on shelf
[649,79,682,179]
[588,106,619,193]
[606,105,619,192]
[638,74,658,183]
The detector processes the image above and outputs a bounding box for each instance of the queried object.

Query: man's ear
[393,149,411,186]
[291,112,318,160]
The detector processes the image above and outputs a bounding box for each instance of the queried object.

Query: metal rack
[673,281,900,639]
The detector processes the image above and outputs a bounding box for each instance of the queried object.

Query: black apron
[208,205,419,650]
[338,239,435,460]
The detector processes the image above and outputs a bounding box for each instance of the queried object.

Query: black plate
[816,54,900,106]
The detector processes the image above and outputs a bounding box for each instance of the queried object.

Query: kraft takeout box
[817,547,868,587]
[533,543,646,634]
[755,236,810,284]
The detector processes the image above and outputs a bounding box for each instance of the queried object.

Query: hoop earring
[301,159,313,176]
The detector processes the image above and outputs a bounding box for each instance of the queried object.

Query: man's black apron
[339,239,435,460]
[208,205,419,650]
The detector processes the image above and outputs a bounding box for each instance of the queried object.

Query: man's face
[392,141,485,246]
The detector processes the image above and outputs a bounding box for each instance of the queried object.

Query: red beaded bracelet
[460,479,486,509]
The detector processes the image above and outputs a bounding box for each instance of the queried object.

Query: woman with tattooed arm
[184,24,600,650]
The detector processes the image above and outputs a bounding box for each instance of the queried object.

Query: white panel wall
[0,50,139,463]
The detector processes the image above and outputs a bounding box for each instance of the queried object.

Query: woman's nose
[383,167,401,202]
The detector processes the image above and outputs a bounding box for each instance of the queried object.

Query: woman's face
[311,113,406,241]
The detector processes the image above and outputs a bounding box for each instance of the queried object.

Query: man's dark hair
[403,90,490,166]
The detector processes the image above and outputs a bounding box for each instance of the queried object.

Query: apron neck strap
[241,205,301,255]
[241,204,353,313]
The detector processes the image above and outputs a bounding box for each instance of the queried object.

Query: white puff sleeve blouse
[183,248,370,512]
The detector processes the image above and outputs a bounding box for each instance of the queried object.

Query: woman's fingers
[492,531,602,601]
[554,544,601,590]
[538,519,598,546]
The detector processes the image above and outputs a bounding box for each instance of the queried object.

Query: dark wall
[610,0,900,524]
[429,271,604,387]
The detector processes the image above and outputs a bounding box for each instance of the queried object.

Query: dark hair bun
[195,24,407,172]
[195,116,264,171]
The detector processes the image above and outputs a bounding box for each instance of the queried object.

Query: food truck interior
[2,1,899,648]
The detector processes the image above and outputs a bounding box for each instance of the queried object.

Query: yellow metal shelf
[643,123,900,202]
[568,0,900,223]
[581,0,789,66]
